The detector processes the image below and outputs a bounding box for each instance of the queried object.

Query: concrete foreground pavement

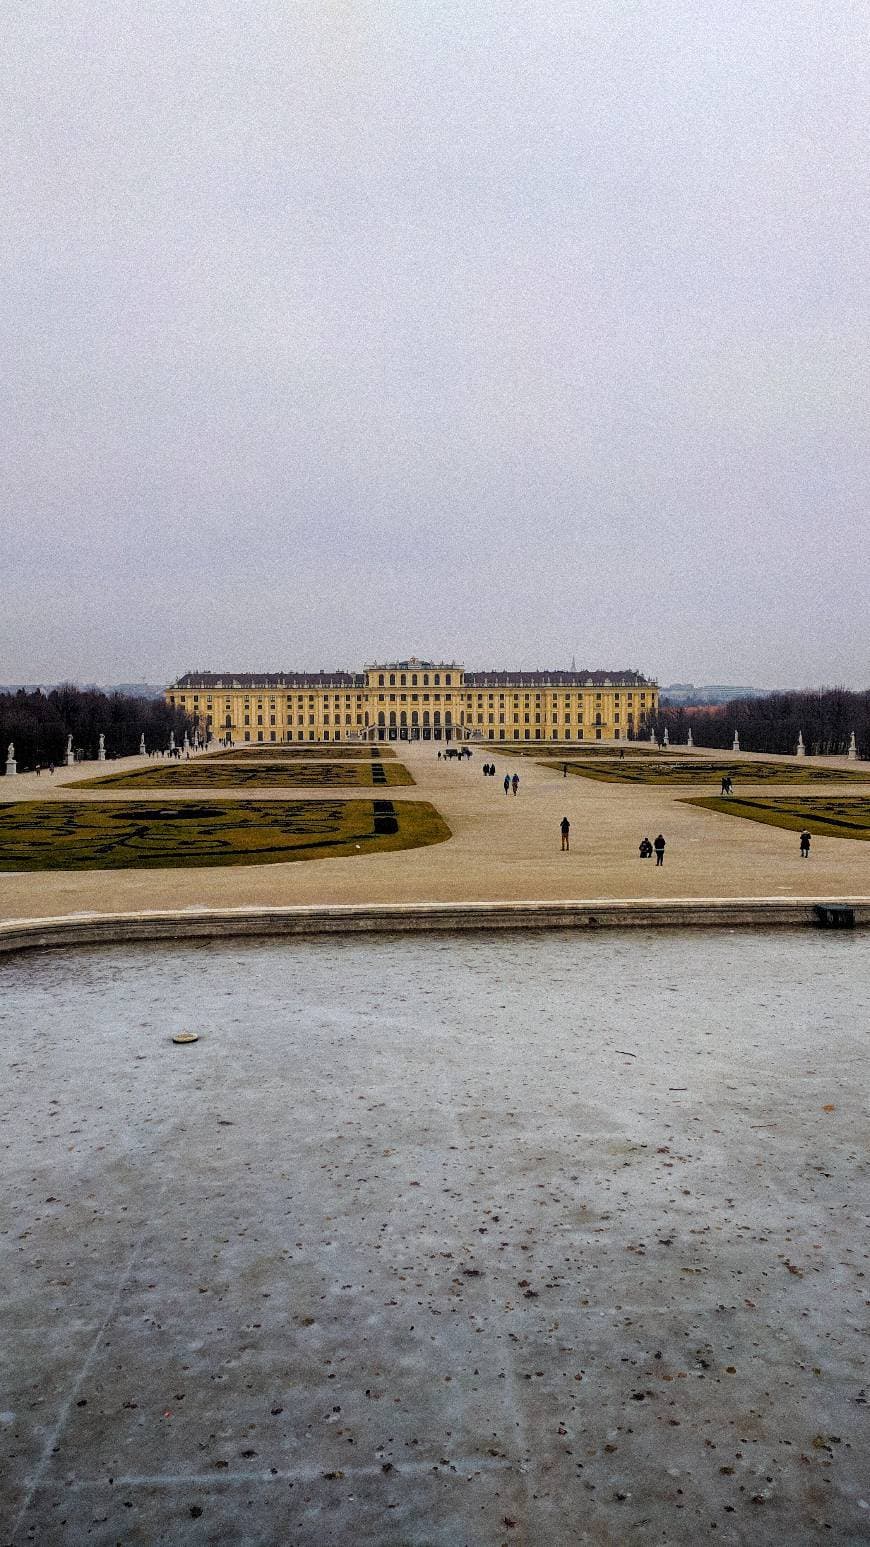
[2,930,868,1545]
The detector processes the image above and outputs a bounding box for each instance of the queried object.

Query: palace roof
[171,672,366,689]
[171,667,655,690]
[464,670,652,687]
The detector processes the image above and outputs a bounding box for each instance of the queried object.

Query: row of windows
[229,726,626,743]
[376,672,451,687]
[182,687,648,701]
[178,693,649,712]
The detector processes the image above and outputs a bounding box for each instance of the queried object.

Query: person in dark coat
[653,833,666,866]
[504,774,511,795]
[799,830,811,858]
[560,816,570,851]
[639,836,652,859]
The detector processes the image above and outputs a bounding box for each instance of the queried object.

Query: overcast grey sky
[2,1,868,687]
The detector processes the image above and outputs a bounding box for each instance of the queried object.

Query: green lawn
[0,799,449,871]
[72,759,413,789]
[686,796,870,840]
[545,759,870,786]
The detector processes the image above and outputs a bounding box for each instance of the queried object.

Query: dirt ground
[1,740,869,922]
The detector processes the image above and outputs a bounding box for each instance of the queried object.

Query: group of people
[437,754,816,863]
[639,834,667,865]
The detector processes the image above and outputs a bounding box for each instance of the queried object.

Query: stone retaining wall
[1,897,869,956]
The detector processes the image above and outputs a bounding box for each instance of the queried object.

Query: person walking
[799,830,811,858]
[653,833,666,866]
[504,774,511,795]
[562,762,568,777]
[511,773,519,796]
[560,816,570,851]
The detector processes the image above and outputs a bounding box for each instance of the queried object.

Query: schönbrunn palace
[167,660,658,746]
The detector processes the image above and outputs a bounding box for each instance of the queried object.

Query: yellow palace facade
[167,659,658,745]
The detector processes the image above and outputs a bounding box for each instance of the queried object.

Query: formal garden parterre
[547,758,870,785]
[0,799,449,870]
[685,796,870,840]
[70,758,414,790]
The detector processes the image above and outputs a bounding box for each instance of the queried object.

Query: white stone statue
[140,734,146,756]
[848,731,857,760]
[796,730,805,756]
[5,743,16,777]
[649,726,656,743]
[663,727,670,746]
[98,733,106,761]
[169,731,176,753]
[65,733,74,766]
[687,728,694,748]
[732,730,740,752]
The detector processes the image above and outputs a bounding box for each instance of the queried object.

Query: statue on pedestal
[65,734,74,766]
[98,733,106,761]
[732,730,740,752]
[5,742,16,777]
[796,730,805,757]
[848,731,858,761]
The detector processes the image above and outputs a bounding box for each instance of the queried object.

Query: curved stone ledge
[1,896,869,956]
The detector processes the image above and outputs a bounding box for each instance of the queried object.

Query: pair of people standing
[504,773,519,795]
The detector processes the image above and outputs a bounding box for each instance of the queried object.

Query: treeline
[1,686,193,771]
[647,688,870,758]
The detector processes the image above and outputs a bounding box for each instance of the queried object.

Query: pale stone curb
[1,896,869,955]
